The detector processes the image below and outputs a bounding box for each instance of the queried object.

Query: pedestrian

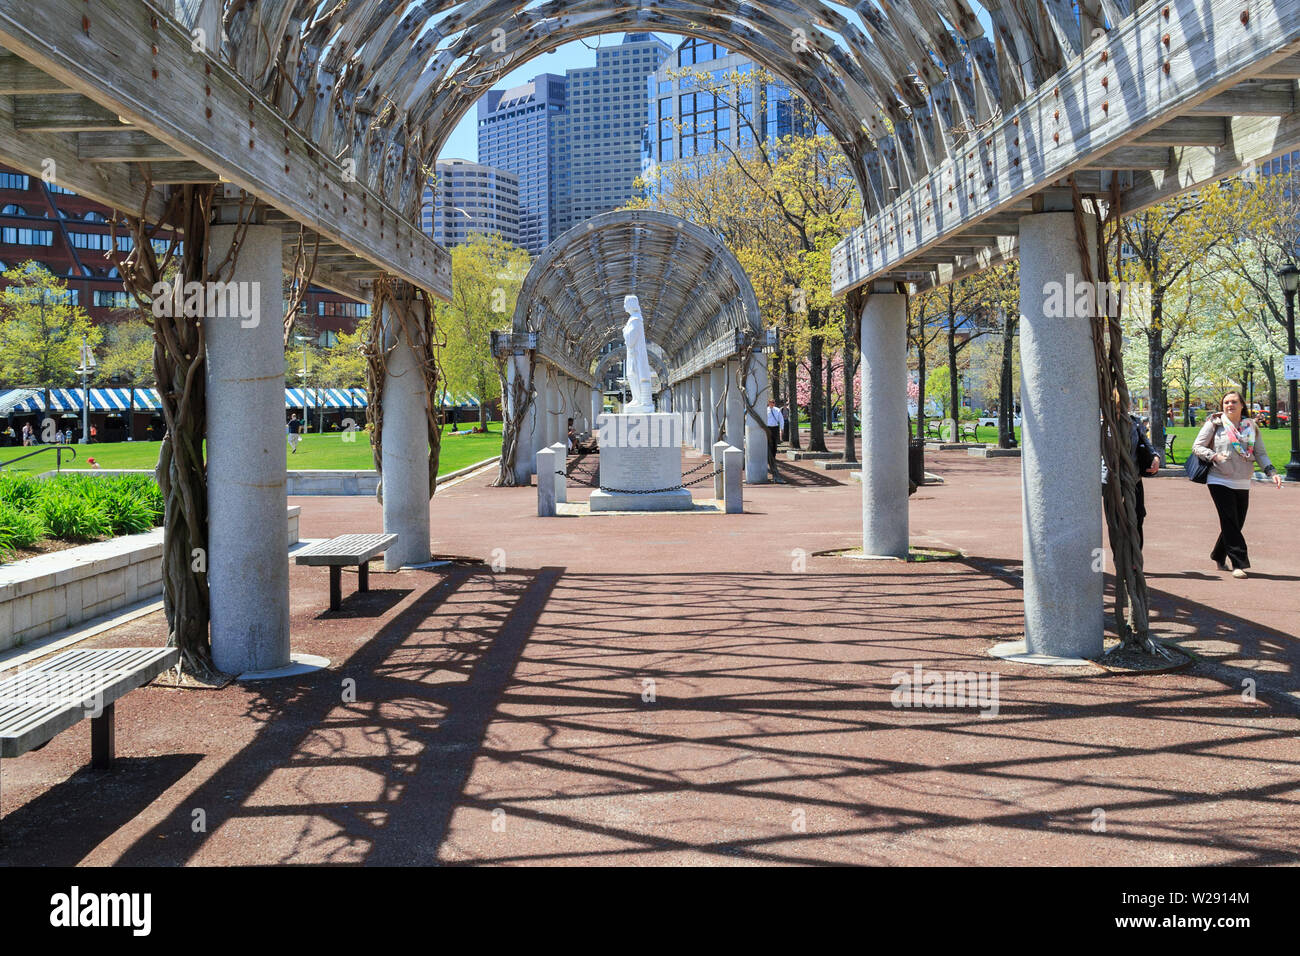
[765,398,785,483]
[287,414,301,453]
[1130,416,1161,547]
[566,417,577,454]
[1192,390,1282,578]
[21,423,32,446]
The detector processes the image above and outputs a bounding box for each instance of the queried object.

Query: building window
[93,289,133,309]
[0,172,30,190]
[1,226,53,246]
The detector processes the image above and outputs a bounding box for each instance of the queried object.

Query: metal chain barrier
[552,457,720,494]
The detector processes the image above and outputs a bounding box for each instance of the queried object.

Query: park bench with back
[0,646,178,771]
[294,533,398,611]
[1164,434,1179,464]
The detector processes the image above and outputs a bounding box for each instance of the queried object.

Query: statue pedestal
[592,413,693,512]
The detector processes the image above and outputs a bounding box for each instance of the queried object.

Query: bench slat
[295,533,397,566]
[0,647,178,758]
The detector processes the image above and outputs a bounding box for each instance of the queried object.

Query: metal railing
[0,445,77,472]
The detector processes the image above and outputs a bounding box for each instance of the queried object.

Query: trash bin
[908,437,925,495]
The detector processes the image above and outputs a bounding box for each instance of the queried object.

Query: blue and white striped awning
[441,392,481,408]
[285,387,369,410]
[2,386,487,413]
[2,387,163,413]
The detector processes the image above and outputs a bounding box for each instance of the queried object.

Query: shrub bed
[0,472,164,561]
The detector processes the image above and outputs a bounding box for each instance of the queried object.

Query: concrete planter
[0,506,301,652]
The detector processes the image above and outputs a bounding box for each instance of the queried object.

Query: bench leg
[358,561,369,593]
[92,702,115,770]
[329,565,342,611]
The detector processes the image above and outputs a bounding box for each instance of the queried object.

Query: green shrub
[0,500,44,560]
[35,490,112,541]
[0,472,41,510]
[100,490,157,536]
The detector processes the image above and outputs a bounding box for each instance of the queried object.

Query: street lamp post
[76,337,95,444]
[294,332,311,434]
[1279,264,1300,482]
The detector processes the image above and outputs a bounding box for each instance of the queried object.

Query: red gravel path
[1,448,1297,865]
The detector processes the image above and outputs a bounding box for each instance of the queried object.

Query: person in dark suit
[1131,417,1161,547]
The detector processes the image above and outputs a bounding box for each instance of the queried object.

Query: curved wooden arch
[218,0,1106,228]
[510,209,762,381]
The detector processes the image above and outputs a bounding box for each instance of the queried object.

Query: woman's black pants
[1208,484,1251,570]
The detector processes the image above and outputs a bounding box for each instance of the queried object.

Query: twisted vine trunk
[1071,182,1158,656]
[366,279,443,502]
[493,349,536,487]
[118,184,224,679]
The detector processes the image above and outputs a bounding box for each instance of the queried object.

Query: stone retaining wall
[0,506,301,651]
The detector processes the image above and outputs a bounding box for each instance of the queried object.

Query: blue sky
[435,33,682,163]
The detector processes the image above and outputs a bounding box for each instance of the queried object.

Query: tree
[1199,168,1300,428]
[1116,194,1225,456]
[627,65,862,452]
[909,287,947,437]
[436,233,530,429]
[315,329,367,390]
[96,317,154,386]
[0,262,101,410]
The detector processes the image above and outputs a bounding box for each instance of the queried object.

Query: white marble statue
[622,294,655,414]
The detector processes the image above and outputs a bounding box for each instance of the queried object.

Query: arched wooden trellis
[494,209,768,485]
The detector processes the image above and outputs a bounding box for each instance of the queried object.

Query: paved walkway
[1,448,1297,865]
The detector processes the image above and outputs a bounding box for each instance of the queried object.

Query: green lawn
[0,424,501,476]
[1163,424,1295,467]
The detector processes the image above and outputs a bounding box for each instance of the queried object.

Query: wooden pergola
[0,0,1292,670]
[497,209,768,484]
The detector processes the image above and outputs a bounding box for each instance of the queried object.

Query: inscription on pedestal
[598,413,682,492]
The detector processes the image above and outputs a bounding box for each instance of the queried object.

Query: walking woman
[1192,391,1283,578]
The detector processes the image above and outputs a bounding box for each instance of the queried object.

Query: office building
[641,38,822,196]
[562,33,670,229]
[478,74,568,254]
[422,159,520,248]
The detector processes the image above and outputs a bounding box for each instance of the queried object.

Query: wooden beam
[0,99,166,221]
[832,0,1300,294]
[0,56,68,94]
[1134,117,1227,147]
[14,93,123,132]
[0,0,450,301]
[1081,146,1172,170]
[78,130,184,162]
[1186,87,1295,116]
[1126,110,1300,215]
[135,161,221,184]
[1253,53,1300,79]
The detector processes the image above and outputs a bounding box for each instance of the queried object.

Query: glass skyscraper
[478,74,568,255]
[641,37,823,196]
[475,35,668,254]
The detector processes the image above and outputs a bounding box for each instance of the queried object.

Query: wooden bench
[294,533,398,611]
[924,419,942,439]
[958,421,979,442]
[1164,434,1179,465]
[0,647,178,769]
